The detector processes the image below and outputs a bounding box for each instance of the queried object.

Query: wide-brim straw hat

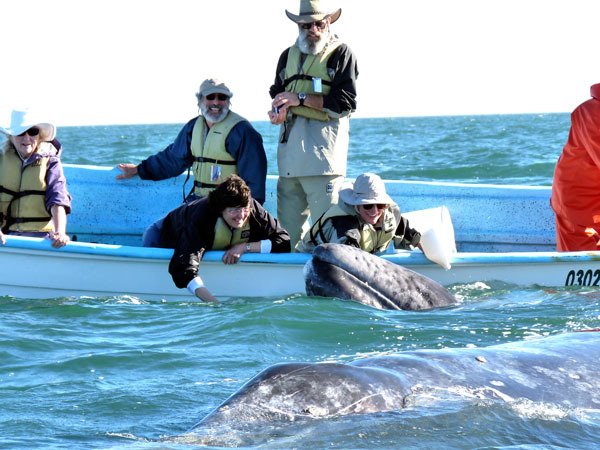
[339,173,394,206]
[286,0,342,24]
[0,109,56,142]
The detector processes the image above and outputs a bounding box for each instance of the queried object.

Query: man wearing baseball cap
[117,78,267,205]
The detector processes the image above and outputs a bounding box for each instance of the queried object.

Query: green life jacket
[308,203,397,253]
[283,38,341,121]
[359,208,397,253]
[191,111,244,197]
[0,147,53,233]
[212,216,251,249]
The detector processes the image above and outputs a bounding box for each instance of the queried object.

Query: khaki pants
[277,175,344,250]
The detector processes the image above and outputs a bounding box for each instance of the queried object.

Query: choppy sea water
[59,113,569,185]
[4,114,600,450]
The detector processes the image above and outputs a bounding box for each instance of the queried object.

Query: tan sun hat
[197,78,233,98]
[339,173,394,206]
[0,109,56,142]
[285,0,342,24]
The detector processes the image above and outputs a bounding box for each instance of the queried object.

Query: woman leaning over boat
[145,174,291,303]
[296,172,422,254]
[0,110,71,248]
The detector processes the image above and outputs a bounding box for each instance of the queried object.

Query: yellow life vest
[283,38,341,122]
[191,112,245,197]
[308,203,397,253]
[358,208,397,253]
[0,148,53,233]
[212,216,251,249]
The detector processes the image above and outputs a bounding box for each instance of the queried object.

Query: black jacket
[159,198,291,288]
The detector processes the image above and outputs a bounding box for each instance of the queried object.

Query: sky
[1,0,599,126]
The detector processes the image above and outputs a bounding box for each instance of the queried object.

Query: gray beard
[200,103,229,124]
[297,29,330,55]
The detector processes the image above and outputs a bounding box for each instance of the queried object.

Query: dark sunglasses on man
[301,20,328,30]
[205,93,229,101]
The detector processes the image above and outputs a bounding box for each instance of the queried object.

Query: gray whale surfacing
[304,243,456,310]
[183,332,600,446]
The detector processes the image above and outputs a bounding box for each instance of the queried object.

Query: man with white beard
[269,0,358,250]
[117,78,267,205]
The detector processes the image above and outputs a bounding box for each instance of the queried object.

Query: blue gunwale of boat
[383,250,600,265]
[5,235,600,266]
[2,235,311,264]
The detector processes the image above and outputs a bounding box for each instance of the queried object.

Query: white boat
[1,164,599,300]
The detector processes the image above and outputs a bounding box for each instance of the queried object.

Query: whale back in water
[188,332,600,446]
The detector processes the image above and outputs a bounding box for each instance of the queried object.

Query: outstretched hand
[115,163,138,180]
[194,286,220,304]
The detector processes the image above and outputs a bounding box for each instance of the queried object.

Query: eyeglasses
[301,20,328,30]
[224,205,250,215]
[205,93,229,101]
[362,204,388,211]
[17,127,40,137]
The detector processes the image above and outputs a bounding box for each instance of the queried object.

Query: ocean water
[3,114,600,450]
[58,113,569,185]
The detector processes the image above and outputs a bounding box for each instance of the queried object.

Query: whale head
[304,243,456,310]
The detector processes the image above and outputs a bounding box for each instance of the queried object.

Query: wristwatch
[245,242,252,252]
[298,92,306,106]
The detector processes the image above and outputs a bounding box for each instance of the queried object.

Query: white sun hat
[0,109,56,141]
[339,173,394,206]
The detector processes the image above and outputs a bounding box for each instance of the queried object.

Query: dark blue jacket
[137,116,267,204]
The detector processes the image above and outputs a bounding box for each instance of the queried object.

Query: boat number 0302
[565,269,600,286]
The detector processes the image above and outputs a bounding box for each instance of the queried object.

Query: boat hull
[3,236,600,300]
[2,164,591,301]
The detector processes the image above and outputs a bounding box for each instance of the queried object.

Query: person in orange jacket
[551,83,600,251]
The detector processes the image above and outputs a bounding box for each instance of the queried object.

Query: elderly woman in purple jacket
[0,110,72,247]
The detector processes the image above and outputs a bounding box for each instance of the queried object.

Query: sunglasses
[301,20,328,30]
[205,93,229,101]
[362,203,388,211]
[17,127,40,137]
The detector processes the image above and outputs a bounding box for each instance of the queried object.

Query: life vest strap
[1,189,49,232]
[194,180,218,189]
[192,156,236,165]
[309,212,329,246]
[283,73,332,89]
[0,185,20,196]
[11,216,52,224]
[13,189,47,198]
[2,214,52,233]
[283,74,332,90]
